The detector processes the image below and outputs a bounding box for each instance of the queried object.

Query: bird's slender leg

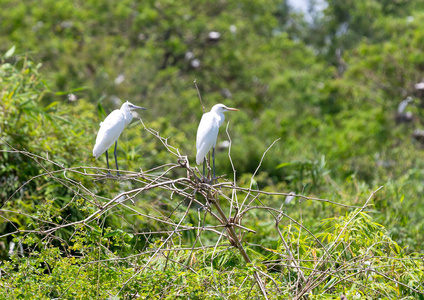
[212,147,216,183]
[105,150,111,176]
[202,160,206,180]
[114,141,120,176]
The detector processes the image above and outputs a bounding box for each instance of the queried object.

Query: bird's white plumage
[93,109,126,158]
[196,113,222,165]
[196,104,237,165]
[93,101,144,159]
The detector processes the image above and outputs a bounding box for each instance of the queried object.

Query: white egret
[196,103,238,179]
[93,101,146,176]
[396,96,413,123]
[397,96,413,114]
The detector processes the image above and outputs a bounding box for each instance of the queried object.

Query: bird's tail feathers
[196,154,204,165]
[93,146,102,159]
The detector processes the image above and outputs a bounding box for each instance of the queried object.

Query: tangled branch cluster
[1,120,423,299]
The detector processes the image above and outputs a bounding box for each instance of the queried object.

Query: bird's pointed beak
[130,104,147,110]
[226,107,238,111]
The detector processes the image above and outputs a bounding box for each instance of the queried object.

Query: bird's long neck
[215,112,225,127]
[123,110,133,126]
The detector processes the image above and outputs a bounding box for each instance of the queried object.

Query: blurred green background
[2,0,424,298]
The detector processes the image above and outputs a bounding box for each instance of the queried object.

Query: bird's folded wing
[196,113,219,164]
[93,110,125,158]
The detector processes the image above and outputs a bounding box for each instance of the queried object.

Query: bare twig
[2,128,422,300]
[194,79,205,113]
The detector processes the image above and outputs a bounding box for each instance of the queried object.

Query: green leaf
[276,161,303,169]
[55,86,89,96]
[104,230,120,238]
[97,97,107,120]
[44,101,58,111]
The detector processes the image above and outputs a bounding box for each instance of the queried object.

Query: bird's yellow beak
[226,107,239,111]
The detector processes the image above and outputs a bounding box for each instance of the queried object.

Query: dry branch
[1,127,423,299]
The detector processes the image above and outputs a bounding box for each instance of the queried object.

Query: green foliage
[1,207,422,299]
[2,0,424,298]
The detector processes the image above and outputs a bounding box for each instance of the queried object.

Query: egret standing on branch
[196,103,238,180]
[93,101,146,176]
